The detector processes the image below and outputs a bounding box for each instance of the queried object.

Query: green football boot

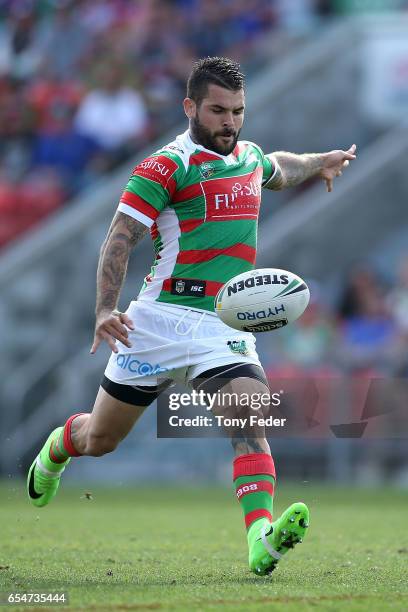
[248,502,310,575]
[27,427,70,508]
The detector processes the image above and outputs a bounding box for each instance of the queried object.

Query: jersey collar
[184,130,237,166]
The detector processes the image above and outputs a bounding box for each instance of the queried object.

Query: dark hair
[187,57,245,105]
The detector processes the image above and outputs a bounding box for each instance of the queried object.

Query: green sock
[49,430,70,463]
[233,453,276,535]
[38,427,67,473]
[47,413,84,466]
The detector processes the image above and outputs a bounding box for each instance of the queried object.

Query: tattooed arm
[90,212,148,354]
[264,144,357,192]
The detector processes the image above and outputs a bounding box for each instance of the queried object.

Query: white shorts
[104,300,262,387]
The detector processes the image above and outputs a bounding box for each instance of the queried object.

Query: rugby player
[27,57,356,575]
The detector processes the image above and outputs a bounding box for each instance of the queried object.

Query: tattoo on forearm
[95,212,148,316]
[272,152,323,189]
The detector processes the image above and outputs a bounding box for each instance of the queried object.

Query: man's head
[184,57,245,156]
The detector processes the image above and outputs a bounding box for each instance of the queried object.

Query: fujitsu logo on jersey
[214,180,261,210]
[139,158,170,175]
[202,167,262,221]
[132,155,178,189]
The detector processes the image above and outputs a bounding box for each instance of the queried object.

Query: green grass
[0,482,407,611]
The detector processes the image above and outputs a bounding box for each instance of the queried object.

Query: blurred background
[0,0,407,487]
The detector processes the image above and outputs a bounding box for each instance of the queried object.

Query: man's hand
[319,144,357,192]
[90,310,135,354]
[269,145,357,191]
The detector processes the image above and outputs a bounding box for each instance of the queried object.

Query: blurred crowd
[264,255,408,418]
[2,0,408,249]
[259,258,408,452]
[266,257,408,378]
[0,0,279,248]
[254,258,407,447]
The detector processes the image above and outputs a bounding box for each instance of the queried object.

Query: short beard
[190,115,240,156]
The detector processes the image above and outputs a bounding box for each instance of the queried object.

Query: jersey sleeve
[263,153,284,190]
[248,142,282,190]
[118,151,184,227]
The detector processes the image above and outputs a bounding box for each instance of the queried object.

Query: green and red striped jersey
[118,130,280,312]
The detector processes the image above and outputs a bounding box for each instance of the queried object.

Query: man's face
[184,84,245,155]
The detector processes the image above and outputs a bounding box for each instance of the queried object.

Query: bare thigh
[72,386,149,456]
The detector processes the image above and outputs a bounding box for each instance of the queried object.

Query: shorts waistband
[132,299,218,319]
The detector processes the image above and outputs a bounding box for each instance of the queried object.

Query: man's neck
[188,128,199,145]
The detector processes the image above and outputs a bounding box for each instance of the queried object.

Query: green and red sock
[233,453,276,530]
[49,413,85,464]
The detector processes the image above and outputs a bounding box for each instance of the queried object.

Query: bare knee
[83,432,119,457]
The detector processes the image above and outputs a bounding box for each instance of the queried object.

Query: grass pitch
[0,482,407,611]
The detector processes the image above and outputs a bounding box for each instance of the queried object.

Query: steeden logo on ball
[215,268,310,332]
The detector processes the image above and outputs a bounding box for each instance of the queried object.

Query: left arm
[264,144,357,193]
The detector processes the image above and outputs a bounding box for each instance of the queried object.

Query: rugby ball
[214,268,310,332]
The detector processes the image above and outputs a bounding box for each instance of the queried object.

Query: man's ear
[183,97,196,119]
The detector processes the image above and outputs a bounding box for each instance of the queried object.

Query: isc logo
[191,285,203,292]
[236,483,258,498]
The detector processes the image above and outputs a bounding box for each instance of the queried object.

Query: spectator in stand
[216,0,276,64]
[187,0,239,58]
[387,256,408,376]
[77,0,120,37]
[388,256,408,334]
[338,265,385,320]
[336,261,408,480]
[0,64,81,246]
[274,285,338,376]
[74,59,149,170]
[0,75,31,245]
[27,64,100,195]
[0,74,64,247]
[0,75,34,182]
[121,0,194,127]
[26,63,84,134]
[336,266,397,375]
[30,98,101,196]
[262,283,338,435]
[0,0,302,249]
[35,0,91,79]
[0,3,42,80]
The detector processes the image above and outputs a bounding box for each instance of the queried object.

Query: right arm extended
[90,211,148,354]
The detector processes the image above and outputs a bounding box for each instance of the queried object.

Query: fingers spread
[90,330,118,354]
[100,330,119,353]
